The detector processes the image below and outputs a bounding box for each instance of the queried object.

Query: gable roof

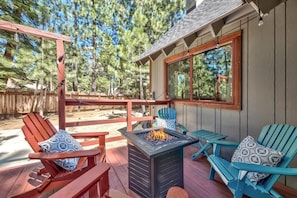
[135,0,249,65]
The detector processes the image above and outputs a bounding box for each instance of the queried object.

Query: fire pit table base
[128,143,184,198]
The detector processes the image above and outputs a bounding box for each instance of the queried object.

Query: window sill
[172,100,241,110]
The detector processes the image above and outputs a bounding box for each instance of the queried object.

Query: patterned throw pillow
[38,129,83,171]
[155,118,176,131]
[231,136,283,184]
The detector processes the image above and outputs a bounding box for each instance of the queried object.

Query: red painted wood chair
[49,163,111,198]
[12,112,109,198]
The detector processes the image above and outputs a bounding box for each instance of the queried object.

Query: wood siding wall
[151,1,297,190]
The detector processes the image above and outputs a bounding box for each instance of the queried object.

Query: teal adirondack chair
[155,107,188,134]
[207,124,297,198]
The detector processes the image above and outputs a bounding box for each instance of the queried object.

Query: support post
[56,40,66,129]
[127,101,132,132]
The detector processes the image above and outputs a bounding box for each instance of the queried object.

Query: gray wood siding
[275,3,286,125]
[152,54,166,101]
[285,0,297,187]
[286,0,297,127]
[152,1,297,190]
[247,9,276,134]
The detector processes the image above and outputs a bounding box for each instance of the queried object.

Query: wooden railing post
[57,40,66,130]
[127,101,132,132]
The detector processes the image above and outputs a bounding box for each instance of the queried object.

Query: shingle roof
[135,0,245,64]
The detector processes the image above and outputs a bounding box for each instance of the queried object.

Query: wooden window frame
[164,30,241,110]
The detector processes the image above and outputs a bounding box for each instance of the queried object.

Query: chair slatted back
[22,113,58,152]
[21,113,62,176]
[158,108,176,120]
[257,124,297,190]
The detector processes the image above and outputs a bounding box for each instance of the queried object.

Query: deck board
[0,145,296,198]
[107,145,137,197]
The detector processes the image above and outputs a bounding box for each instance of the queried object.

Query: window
[167,58,190,99]
[192,45,232,101]
[165,31,241,110]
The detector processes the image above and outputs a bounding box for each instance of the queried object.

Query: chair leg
[37,167,48,175]
[192,142,211,160]
[209,167,216,180]
[234,181,245,198]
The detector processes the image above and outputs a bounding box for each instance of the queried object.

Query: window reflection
[168,58,190,99]
[193,45,232,101]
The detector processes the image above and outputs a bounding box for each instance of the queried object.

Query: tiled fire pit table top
[121,128,199,158]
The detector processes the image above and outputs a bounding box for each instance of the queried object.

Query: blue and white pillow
[231,136,283,184]
[155,118,176,131]
[38,129,83,171]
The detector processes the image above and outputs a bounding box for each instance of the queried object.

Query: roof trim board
[183,32,197,48]
[150,51,162,61]
[210,19,225,38]
[163,43,177,56]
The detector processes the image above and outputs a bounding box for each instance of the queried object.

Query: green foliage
[193,45,232,100]
[167,58,190,99]
[0,0,186,95]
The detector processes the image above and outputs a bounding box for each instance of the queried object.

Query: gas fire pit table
[121,128,199,198]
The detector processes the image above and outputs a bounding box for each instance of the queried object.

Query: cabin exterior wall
[151,1,297,189]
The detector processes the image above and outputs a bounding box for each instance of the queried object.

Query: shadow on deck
[1,145,297,198]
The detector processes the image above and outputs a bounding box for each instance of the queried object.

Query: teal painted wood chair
[207,124,297,198]
[155,107,188,134]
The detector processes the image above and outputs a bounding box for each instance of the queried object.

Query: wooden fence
[0,91,135,119]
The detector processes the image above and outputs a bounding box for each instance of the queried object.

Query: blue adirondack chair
[155,107,188,134]
[207,124,297,198]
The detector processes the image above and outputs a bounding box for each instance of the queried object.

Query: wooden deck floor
[1,145,297,198]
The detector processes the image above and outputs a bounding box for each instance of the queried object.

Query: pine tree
[0,0,186,97]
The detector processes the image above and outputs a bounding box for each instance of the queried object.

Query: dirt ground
[0,109,135,130]
[0,109,144,168]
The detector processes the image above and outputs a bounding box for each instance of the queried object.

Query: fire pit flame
[145,127,172,141]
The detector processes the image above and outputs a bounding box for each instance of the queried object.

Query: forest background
[0,0,186,99]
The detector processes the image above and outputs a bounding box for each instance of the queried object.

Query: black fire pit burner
[139,130,178,146]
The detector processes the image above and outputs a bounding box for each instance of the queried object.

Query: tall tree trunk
[91,55,97,92]
[73,62,78,91]
[39,78,44,116]
[90,0,97,93]
[3,43,14,61]
[43,87,48,115]
[139,65,146,113]
[30,81,39,113]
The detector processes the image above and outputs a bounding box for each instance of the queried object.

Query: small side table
[189,129,227,160]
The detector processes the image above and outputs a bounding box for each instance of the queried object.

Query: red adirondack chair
[12,112,109,198]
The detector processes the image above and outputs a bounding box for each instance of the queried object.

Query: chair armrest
[210,140,239,156]
[71,132,109,148]
[231,162,297,176]
[208,140,239,147]
[176,123,188,135]
[71,132,109,138]
[29,149,101,160]
[49,163,110,198]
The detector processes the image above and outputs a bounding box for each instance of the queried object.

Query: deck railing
[64,98,171,135]
[0,90,137,118]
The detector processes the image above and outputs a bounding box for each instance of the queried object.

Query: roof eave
[134,2,255,64]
